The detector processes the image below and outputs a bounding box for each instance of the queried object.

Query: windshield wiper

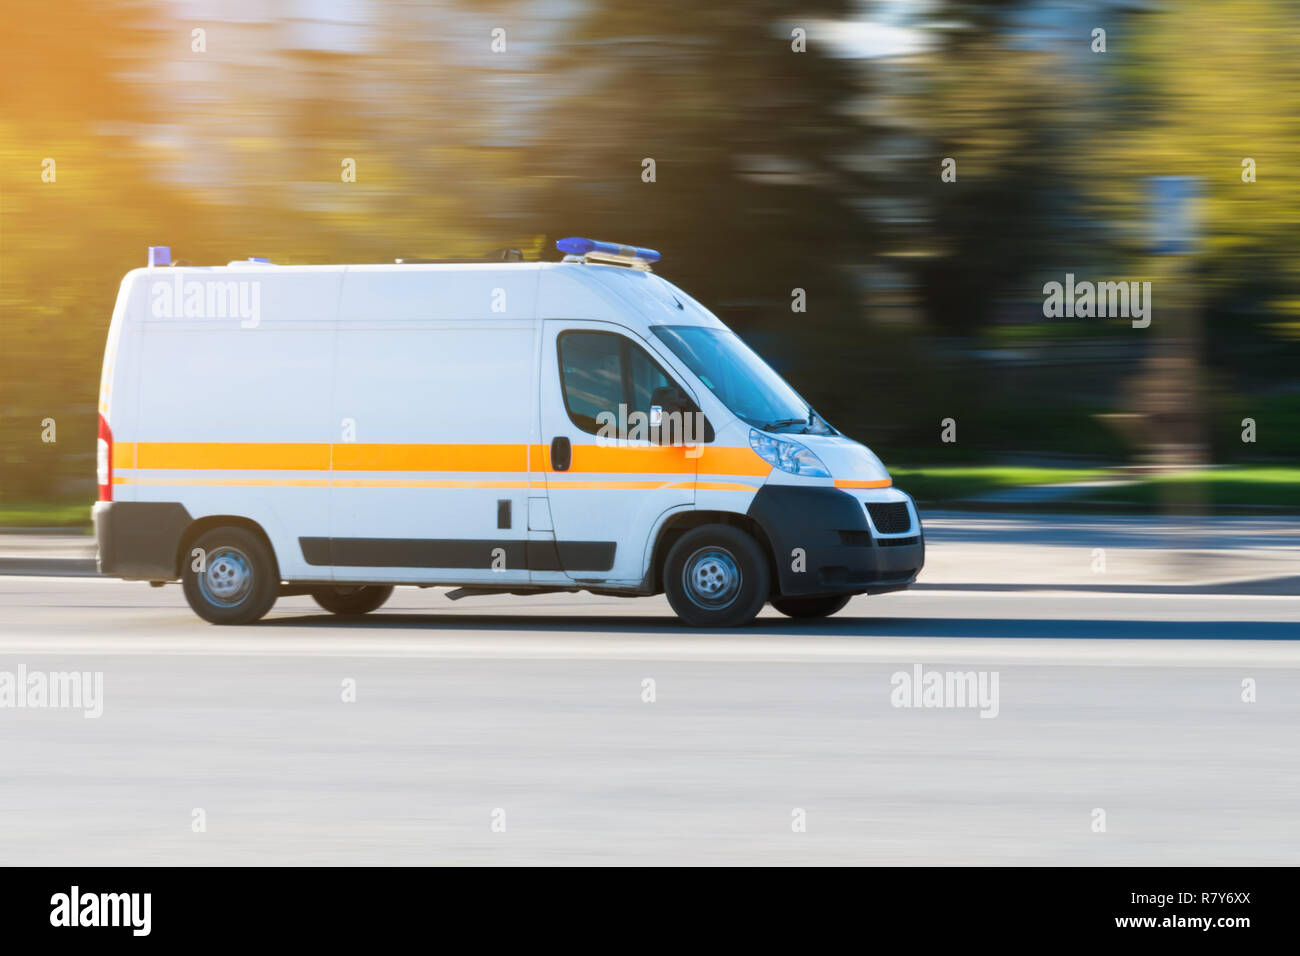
[759,418,808,431]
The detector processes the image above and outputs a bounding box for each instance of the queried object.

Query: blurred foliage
[1083,0,1300,387]
[0,501,98,529]
[890,466,1109,504]
[1076,468,1300,510]
[2,0,1299,506]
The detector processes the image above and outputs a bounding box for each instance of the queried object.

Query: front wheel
[311,585,394,616]
[664,525,770,628]
[771,593,852,619]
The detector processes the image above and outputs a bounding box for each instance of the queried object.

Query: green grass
[0,501,94,529]
[893,465,1300,508]
[981,320,1128,343]
[1074,468,1300,509]
[890,467,1109,503]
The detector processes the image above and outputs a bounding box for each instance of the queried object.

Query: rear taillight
[97,413,113,501]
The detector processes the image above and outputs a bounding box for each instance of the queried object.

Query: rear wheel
[181,526,279,625]
[664,525,770,628]
[311,585,394,616]
[771,593,852,619]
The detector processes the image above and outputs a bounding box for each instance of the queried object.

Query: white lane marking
[0,630,1298,667]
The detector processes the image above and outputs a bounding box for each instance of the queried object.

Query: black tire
[311,585,394,616]
[181,526,280,625]
[664,524,770,627]
[771,593,852,619]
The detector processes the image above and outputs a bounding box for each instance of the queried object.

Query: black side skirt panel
[300,537,616,573]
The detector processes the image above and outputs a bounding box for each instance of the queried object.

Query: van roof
[120,259,725,331]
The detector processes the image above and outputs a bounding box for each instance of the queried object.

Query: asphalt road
[2,575,1297,865]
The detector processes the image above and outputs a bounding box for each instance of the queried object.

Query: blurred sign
[1148,176,1200,255]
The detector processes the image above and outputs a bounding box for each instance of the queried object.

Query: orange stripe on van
[671,480,762,492]
[129,442,527,473]
[533,443,770,476]
[563,444,696,474]
[695,446,772,476]
[113,476,763,492]
[116,476,332,487]
[547,480,670,490]
[834,479,893,489]
[333,478,537,489]
[332,443,527,473]
[118,441,774,478]
[134,442,331,471]
[118,477,547,489]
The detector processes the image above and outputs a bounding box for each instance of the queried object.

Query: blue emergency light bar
[148,246,170,266]
[556,237,661,264]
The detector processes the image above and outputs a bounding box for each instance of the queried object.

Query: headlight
[749,428,830,478]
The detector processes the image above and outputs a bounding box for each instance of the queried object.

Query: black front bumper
[746,485,924,598]
[93,501,192,580]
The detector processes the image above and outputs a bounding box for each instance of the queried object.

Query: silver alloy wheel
[199,546,253,607]
[682,546,742,610]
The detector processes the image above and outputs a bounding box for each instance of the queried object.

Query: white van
[93,238,923,627]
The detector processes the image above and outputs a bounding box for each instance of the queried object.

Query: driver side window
[626,344,673,421]
[557,330,705,442]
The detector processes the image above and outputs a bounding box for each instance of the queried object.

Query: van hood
[798,435,891,483]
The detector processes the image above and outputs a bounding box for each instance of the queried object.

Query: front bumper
[746,485,924,598]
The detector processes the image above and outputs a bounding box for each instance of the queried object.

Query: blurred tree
[516,0,882,427]
[1075,0,1300,464]
[0,0,507,503]
[4,0,1299,509]
[1086,0,1300,367]
[888,1,1091,334]
[1,0,177,501]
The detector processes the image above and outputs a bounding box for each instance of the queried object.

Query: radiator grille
[865,502,911,535]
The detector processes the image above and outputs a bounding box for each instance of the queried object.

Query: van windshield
[651,326,832,434]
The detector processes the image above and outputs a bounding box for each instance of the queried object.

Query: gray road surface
[1,575,1297,866]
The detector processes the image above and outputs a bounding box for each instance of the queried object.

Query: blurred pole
[1142,177,1208,552]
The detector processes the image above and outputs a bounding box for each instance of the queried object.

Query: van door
[326,322,537,586]
[537,320,700,586]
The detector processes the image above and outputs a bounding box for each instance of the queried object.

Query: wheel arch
[176,515,281,581]
[647,509,776,596]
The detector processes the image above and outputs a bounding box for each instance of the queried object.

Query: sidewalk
[0,532,97,576]
[917,511,1300,594]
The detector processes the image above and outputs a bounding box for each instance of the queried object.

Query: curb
[0,558,99,577]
